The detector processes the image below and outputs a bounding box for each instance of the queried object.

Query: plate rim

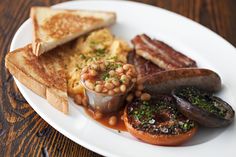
[9,1,236,157]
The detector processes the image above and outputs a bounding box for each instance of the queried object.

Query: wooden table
[0,0,235,156]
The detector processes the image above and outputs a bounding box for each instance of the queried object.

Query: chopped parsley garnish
[86,56,99,63]
[143,101,149,105]
[106,62,122,71]
[176,87,227,117]
[133,102,155,125]
[129,98,195,134]
[79,54,87,59]
[107,56,118,62]
[93,48,106,57]
[101,72,110,81]
[89,40,100,47]
[180,120,195,131]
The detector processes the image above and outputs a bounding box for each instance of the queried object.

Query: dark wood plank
[0,0,235,156]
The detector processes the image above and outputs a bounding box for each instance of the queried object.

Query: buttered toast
[31,7,116,56]
[5,44,69,114]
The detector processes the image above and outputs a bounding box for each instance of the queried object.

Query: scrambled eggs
[66,29,131,96]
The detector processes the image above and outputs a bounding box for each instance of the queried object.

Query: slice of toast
[30,7,116,56]
[5,44,69,114]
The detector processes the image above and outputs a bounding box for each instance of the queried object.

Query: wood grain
[0,0,235,156]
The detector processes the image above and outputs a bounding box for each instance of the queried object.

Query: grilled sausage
[141,68,221,94]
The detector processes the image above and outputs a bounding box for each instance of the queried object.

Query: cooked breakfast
[5,6,235,146]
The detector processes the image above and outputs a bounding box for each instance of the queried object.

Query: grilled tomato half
[124,95,197,146]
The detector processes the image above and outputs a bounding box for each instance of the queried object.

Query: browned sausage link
[141,68,221,94]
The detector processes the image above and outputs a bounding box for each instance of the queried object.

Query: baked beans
[108,116,117,126]
[81,61,137,95]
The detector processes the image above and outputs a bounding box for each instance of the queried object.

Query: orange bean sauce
[85,107,127,131]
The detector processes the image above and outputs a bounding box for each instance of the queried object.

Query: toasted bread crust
[46,88,68,114]
[30,8,42,56]
[32,42,44,57]
[5,45,68,114]
[5,57,46,98]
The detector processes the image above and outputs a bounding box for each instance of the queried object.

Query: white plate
[10,1,236,157]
